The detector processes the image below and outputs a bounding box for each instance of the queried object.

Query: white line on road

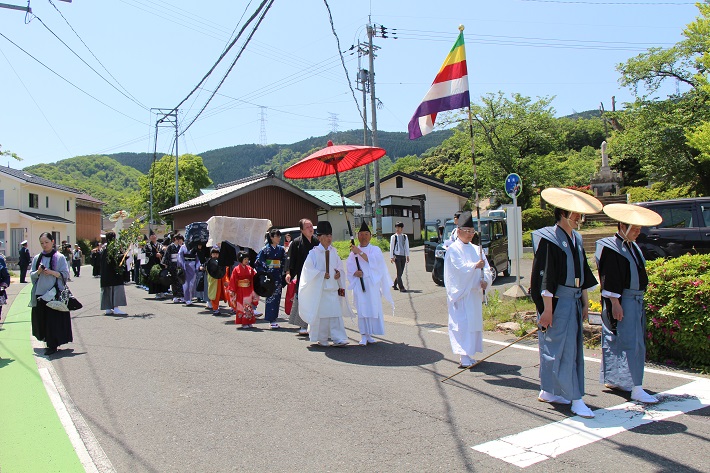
[471,378,710,468]
[429,330,700,381]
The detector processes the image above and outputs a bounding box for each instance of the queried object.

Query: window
[29,193,39,208]
[46,196,49,208]
[396,176,403,188]
[67,200,70,211]
[702,205,710,227]
[0,189,4,207]
[655,206,694,229]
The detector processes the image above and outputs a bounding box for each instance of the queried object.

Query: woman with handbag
[30,232,73,356]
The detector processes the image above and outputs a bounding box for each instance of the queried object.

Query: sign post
[503,173,527,298]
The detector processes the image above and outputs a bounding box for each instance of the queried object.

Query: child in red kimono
[228,251,259,329]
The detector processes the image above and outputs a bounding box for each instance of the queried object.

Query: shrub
[522,207,555,231]
[522,230,532,247]
[332,237,389,259]
[77,239,92,260]
[645,254,710,371]
[623,183,696,203]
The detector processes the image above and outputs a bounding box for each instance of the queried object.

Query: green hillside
[25,155,143,214]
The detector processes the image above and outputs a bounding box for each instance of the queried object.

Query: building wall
[350,178,468,227]
[76,205,103,242]
[172,186,320,233]
[318,208,358,241]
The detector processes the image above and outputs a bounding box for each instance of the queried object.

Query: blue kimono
[531,225,598,401]
[595,235,648,391]
[255,243,285,323]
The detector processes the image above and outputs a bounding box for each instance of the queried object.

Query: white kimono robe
[346,244,394,336]
[298,244,353,344]
[444,239,493,357]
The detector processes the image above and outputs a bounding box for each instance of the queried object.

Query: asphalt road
[3,247,708,472]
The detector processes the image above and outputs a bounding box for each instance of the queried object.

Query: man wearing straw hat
[530,188,602,418]
[595,203,662,404]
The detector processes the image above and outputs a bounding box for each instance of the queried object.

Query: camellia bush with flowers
[644,254,710,371]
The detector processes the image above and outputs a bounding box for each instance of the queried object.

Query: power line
[46,0,147,109]
[30,13,149,111]
[179,0,275,136]
[0,31,146,124]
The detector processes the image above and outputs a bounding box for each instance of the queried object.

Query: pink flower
[673,320,681,329]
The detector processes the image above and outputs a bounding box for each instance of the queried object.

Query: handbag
[46,277,82,312]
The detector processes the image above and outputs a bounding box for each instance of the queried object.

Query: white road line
[429,330,700,381]
[34,340,116,473]
[472,378,710,468]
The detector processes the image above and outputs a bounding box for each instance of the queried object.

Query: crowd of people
[12,193,663,419]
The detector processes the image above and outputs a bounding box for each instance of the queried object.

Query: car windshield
[444,221,491,241]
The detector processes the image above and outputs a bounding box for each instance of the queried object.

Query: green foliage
[77,239,92,260]
[332,238,389,259]
[149,263,162,282]
[522,207,555,231]
[106,220,146,275]
[0,144,22,162]
[645,254,710,370]
[139,154,212,223]
[522,230,532,247]
[623,183,696,203]
[25,155,144,215]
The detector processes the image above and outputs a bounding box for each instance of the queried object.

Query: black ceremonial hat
[458,211,475,228]
[358,221,370,233]
[316,221,333,235]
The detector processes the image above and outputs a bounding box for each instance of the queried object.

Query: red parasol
[284,141,387,292]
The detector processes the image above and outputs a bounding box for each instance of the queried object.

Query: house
[0,165,80,260]
[303,189,361,240]
[76,193,105,243]
[346,171,469,237]
[159,171,334,237]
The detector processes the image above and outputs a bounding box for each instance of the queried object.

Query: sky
[0,0,701,169]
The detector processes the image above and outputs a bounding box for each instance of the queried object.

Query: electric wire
[179,0,276,136]
[30,13,149,111]
[0,31,146,125]
[321,0,366,126]
[0,44,72,155]
[46,0,148,109]
[167,0,273,118]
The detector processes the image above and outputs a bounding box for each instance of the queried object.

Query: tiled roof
[305,190,361,208]
[20,211,74,224]
[0,165,81,194]
[76,193,105,205]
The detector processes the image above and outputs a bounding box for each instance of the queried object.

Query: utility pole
[356,55,371,224]
[152,108,179,212]
[367,22,382,237]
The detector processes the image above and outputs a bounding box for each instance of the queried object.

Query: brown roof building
[76,193,105,243]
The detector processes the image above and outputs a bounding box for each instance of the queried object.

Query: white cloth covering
[206,216,272,251]
[444,239,493,357]
[298,244,353,343]
[346,244,393,336]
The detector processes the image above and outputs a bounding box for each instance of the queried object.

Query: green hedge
[332,237,389,259]
[522,207,555,231]
[645,254,710,371]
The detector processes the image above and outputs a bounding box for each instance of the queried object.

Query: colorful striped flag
[408,30,470,140]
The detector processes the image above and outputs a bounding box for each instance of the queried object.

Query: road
[1,247,707,473]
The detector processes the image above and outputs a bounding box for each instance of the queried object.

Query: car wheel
[502,260,511,277]
[489,263,497,283]
[433,271,445,286]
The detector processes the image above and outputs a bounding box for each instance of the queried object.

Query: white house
[346,171,469,237]
[304,189,361,241]
[0,165,80,260]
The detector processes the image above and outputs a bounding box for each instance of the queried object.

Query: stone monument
[590,141,623,196]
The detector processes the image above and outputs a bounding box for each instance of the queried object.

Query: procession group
[23,185,661,420]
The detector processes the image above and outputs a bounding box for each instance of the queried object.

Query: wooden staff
[441,328,540,383]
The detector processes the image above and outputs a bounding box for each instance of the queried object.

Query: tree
[610,2,710,195]
[0,144,22,162]
[139,154,212,223]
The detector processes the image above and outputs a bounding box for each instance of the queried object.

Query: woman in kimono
[228,252,259,329]
[255,228,286,329]
[595,203,661,404]
[530,188,602,419]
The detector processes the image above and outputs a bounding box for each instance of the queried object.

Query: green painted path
[0,285,85,473]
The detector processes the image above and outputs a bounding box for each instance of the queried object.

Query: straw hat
[603,203,662,227]
[541,188,603,214]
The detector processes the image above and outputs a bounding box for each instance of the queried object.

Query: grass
[482,290,537,336]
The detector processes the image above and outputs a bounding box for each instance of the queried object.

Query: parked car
[634,197,710,259]
[488,209,506,220]
[425,217,510,286]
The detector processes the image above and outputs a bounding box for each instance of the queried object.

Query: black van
[424,217,510,286]
[634,197,710,259]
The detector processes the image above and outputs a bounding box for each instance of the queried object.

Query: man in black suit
[18,240,31,283]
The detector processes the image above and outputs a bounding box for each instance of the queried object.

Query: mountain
[107,129,453,186]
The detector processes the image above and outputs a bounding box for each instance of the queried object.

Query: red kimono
[228,263,259,326]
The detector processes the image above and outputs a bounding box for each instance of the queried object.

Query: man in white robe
[346,222,394,346]
[444,211,493,368]
[298,221,352,347]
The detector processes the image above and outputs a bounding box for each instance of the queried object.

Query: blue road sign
[505,173,522,198]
